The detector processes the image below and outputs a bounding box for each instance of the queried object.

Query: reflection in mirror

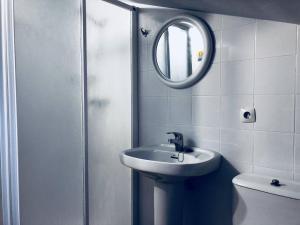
[156,21,204,82]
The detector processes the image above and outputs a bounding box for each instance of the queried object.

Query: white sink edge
[119,145,222,177]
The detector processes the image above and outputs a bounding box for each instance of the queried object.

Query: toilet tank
[232,173,300,225]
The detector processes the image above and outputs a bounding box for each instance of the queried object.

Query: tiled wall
[138,8,300,180]
[138,7,300,225]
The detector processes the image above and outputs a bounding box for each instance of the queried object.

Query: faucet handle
[166,132,183,139]
[166,132,184,152]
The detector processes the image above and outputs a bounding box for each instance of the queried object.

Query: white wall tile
[253,166,294,180]
[255,55,296,94]
[295,174,300,181]
[295,95,300,133]
[138,38,149,72]
[256,20,297,58]
[298,26,300,53]
[297,55,300,94]
[196,12,222,31]
[138,9,300,182]
[139,9,177,40]
[192,63,221,96]
[222,15,256,29]
[254,95,294,132]
[229,161,253,173]
[294,134,300,174]
[254,131,294,172]
[139,124,169,146]
[168,87,192,96]
[147,40,156,71]
[139,97,168,125]
[190,126,220,151]
[221,95,254,130]
[214,31,221,63]
[222,23,255,61]
[221,60,254,95]
[192,96,220,127]
[221,129,253,164]
[167,125,220,151]
[139,70,168,96]
[169,96,192,125]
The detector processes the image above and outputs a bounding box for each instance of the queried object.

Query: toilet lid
[233,173,300,200]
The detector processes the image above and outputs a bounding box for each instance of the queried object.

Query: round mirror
[153,15,214,89]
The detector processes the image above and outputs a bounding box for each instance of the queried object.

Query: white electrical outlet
[240,108,256,123]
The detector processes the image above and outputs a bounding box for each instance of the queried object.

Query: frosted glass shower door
[86,1,134,225]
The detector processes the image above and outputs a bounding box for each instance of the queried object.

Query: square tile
[192,96,220,127]
[169,96,192,125]
[228,161,253,173]
[254,131,294,172]
[139,97,168,125]
[190,126,220,151]
[168,87,192,96]
[295,174,300,181]
[253,166,293,180]
[196,12,222,31]
[296,55,300,94]
[139,70,168,96]
[255,55,296,94]
[140,9,178,40]
[213,31,221,63]
[256,20,297,58]
[220,128,253,164]
[222,15,256,29]
[294,95,300,133]
[167,125,220,151]
[298,25,300,53]
[222,23,255,61]
[138,38,149,72]
[294,134,300,174]
[147,40,156,71]
[221,60,254,95]
[192,63,220,96]
[139,124,169,146]
[254,95,294,132]
[221,95,254,130]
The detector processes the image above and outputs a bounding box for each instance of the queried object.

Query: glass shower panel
[13,0,85,225]
[86,1,132,225]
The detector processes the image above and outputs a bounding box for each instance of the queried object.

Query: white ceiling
[123,0,300,24]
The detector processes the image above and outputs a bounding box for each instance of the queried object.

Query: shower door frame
[81,1,139,225]
[0,0,139,225]
[0,0,21,224]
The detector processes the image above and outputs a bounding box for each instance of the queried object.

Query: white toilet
[232,173,300,225]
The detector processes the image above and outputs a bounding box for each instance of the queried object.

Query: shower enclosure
[0,0,137,224]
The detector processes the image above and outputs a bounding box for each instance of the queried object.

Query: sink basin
[120,145,221,177]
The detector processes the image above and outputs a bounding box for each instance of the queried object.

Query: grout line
[253,165,294,177]
[255,54,296,60]
[293,25,299,180]
[191,93,295,97]
[219,15,223,155]
[221,53,295,64]
[221,20,257,31]
[252,19,257,173]
[141,122,296,135]
[253,129,294,134]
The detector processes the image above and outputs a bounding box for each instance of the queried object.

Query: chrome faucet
[167,132,184,152]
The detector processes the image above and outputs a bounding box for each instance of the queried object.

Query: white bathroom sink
[120,145,221,177]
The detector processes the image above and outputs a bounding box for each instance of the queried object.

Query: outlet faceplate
[240,108,256,123]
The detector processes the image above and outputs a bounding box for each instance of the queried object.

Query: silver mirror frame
[152,15,214,89]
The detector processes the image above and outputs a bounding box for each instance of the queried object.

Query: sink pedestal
[120,145,221,225]
[154,181,184,225]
